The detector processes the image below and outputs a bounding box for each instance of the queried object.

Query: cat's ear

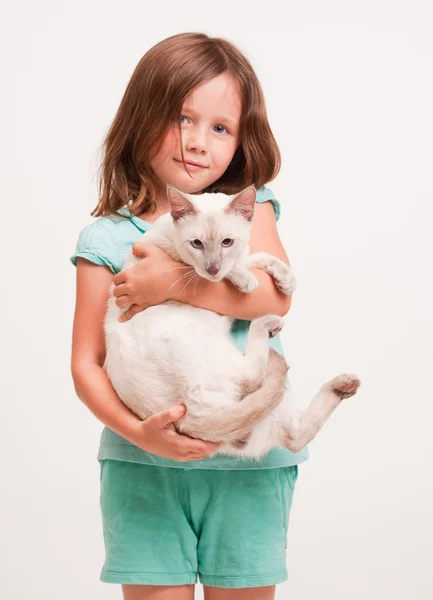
[224,185,257,222]
[166,185,197,222]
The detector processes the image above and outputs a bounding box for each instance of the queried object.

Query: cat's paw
[325,374,361,399]
[265,264,297,295]
[238,274,259,294]
[276,274,297,295]
[253,314,285,338]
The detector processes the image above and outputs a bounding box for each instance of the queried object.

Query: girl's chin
[170,179,208,194]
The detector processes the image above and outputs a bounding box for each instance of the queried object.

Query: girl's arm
[71,260,146,441]
[115,202,293,322]
[71,259,222,460]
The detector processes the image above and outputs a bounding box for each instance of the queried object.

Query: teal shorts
[99,459,299,589]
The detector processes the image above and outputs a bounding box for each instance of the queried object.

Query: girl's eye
[221,238,233,247]
[191,239,204,249]
[179,116,229,135]
[213,124,229,135]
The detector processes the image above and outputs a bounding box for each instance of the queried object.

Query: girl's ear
[166,185,197,221]
[224,185,256,222]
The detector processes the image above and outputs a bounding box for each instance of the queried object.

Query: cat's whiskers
[175,270,197,284]
[192,273,202,296]
[180,271,201,296]
[169,269,196,285]
[165,268,196,296]
[163,265,192,273]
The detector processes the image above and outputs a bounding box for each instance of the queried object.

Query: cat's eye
[221,238,234,247]
[191,239,204,249]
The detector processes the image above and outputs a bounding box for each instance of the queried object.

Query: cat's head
[166,184,256,282]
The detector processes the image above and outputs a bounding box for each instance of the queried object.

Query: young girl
[71,32,309,600]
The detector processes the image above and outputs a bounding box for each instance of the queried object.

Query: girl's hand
[131,404,223,461]
[113,243,190,322]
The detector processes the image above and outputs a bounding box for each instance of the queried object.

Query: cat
[103,185,361,460]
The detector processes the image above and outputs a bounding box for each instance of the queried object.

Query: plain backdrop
[1,1,432,599]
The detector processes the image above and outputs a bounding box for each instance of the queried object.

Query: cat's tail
[176,349,288,442]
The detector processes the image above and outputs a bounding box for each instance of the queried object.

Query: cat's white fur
[103,185,360,460]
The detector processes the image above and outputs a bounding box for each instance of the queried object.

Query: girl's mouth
[174,159,207,171]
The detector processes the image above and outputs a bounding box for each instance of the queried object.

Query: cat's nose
[207,265,220,276]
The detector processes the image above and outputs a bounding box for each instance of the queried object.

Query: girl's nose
[186,129,207,153]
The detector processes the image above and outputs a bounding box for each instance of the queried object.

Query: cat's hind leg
[237,315,286,395]
[280,374,361,452]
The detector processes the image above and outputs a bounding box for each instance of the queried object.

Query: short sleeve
[255,185,280,222]
[70,220,120,274]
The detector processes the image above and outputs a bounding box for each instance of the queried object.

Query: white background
[2,1,432,598]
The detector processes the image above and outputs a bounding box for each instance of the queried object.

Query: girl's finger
[188,442,220,454]
[177,431,221,446]
[113,283,128,297]
[115,295,130,308]
[113,272,126,286]
[119,304,146,323]
[118,306,136,322]
[177,439,206,454]
[188,455,209,461]
[185,451,211,460]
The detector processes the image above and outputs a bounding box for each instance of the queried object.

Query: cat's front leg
[225,265,259,294]
[247,252,297,295]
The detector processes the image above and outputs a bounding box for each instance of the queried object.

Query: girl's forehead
[182,74,242,124]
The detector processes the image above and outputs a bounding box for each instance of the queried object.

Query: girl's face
[150,73,242,196]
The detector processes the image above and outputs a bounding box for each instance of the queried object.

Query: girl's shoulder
[70,210,143,275]
[255,185,280,222]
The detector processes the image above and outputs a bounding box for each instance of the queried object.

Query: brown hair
[91,32,281,218]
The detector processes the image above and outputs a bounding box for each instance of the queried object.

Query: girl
[71,32,309,600]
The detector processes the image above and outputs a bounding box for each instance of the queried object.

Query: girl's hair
[92,32,281,218]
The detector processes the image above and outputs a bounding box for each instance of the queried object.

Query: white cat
[103,185,360,460]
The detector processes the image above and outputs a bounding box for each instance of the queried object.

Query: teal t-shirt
[70,186,309,469]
